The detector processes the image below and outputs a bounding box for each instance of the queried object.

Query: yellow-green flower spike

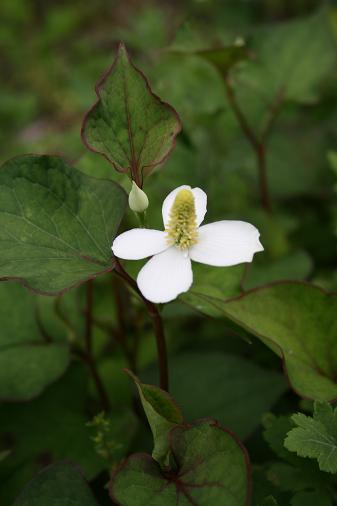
[166,189,198,249]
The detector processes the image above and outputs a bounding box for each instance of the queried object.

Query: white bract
[112,185,263,303]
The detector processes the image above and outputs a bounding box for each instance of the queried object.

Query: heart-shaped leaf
[221,282,337,402]
[0,155,127,294]
[111,419,251,505]
[126,370,183,465]
[13,462,99,506]
[0,282,69,401]
[82,43,182,184]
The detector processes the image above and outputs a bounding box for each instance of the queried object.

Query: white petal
[189,221,263,266]
[137,247,193,303]
[112,229,168,260]
[162,185,207,228]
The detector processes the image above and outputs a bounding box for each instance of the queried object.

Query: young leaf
[110,419,251,506]
[81,43,182,185]
[285,402,337,474]
[13,462,99,506]
[0,282,69,401]
[220,282,337,402]
[0,155,127,294]
[126,370,183,465]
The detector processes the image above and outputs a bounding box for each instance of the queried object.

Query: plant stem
[112,277,137,371]
[85,279,94,355]
[114,260,169,391]
[135,211,148,228]
[256,143,272,213]
[83,280,110,411]
[224,77,272,213]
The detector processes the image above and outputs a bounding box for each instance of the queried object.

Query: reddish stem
[83,280,110,411]
[114,260,169,391]
[224,77,272,213]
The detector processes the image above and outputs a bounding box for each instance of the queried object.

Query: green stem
[135,211,148,228]
[114,260,169,391]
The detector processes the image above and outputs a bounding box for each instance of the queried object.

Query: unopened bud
[128,182,149,213]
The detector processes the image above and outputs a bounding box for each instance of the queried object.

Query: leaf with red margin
[81,43,182,185]
[110,419,251,506]
[0,155,127,294]
[219,282,337,402]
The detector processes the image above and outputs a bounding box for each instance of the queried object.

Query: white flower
[112,185,263,304]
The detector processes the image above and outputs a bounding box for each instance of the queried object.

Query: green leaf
[234,10,336,132]
[291,490,332,506]
[13,462,99,506]
[0,366,108,505]
[181,263,244,317]
[126,370,183,465]
[82,43,182,182]
[0,282,69,401]
[0,155,127,294]
[285,402,337,474]
[244,251,313,290]
[111,419,251,506]
[221,282,337,401]
[262,414,334,498]
[263,414,296,463]
[258,497,278,506]
[0,344,69,401]
[144,353,286,439]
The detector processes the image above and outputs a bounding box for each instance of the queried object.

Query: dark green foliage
[1,1,337,505]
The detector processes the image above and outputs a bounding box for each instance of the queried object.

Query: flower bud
[128,181,149,213]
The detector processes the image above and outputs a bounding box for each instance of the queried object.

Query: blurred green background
[1,0,336,288]
[1,1,337,505]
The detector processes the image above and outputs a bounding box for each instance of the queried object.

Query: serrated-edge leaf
[285,402,337,473]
